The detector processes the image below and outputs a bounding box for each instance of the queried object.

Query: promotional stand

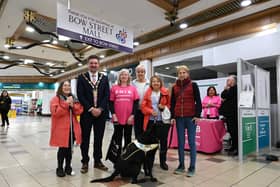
[237,58,271,161]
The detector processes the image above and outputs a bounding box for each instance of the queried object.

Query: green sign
[242,112,256,155]
[0,83,55,90]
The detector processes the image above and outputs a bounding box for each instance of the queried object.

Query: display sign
[256,69,270,108]
[57,3,133,53]
[258,110,270,149]
[241,110,256,155]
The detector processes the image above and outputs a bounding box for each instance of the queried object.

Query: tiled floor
[0,116,279,187]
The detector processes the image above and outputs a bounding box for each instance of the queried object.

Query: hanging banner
[57,3,133,53]
[241,110,256,156]
[258,110,270,149]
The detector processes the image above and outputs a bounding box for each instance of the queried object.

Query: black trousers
[80,115,106,164]
[57,132,74,169]
[1,110,9,125]
[226,116,238,151]
[147,120,170,163]
[113,124,133,151]
[134,109,144,139]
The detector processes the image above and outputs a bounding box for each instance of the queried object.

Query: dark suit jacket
[77,72,109,119]
[220,85,237,118]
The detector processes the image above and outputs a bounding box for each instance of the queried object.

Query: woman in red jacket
[50,80,83,177]
[142,75,170,170]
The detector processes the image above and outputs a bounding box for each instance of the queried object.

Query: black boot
[160,161,168,170]
[56,168,65,177]
[160,153,168,170]
[65,158,72,175]
[57,150,65,177]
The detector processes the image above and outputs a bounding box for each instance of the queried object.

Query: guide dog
[90,125,159,184]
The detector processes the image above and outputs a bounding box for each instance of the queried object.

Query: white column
[139,59,152,80]
[276,56,280,143]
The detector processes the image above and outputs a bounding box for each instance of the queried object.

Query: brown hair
[87,55,100,62]
[149,75,163,89]
[56,80,71,96]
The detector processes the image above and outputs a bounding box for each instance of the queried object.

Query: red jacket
[141,87,170,131]
[49,96,83,147]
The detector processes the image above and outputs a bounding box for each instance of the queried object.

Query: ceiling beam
[148,0,174,12]
[178,0,199,9]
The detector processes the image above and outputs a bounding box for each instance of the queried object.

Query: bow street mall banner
[57,3,133,53]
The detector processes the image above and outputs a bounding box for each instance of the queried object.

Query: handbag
[161,106,171,124]
[105,133,121,164]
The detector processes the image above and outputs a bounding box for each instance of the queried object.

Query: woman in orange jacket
[141,75,170,170]
[50,80,83,177]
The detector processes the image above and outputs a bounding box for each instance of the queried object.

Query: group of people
[0,90,11,127]
[49,54,238,178]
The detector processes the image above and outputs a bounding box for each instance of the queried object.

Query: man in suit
[77,55,109,173]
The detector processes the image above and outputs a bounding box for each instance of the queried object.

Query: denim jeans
[176,117,197,170]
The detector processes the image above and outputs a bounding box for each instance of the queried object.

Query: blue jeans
[176,117,197,170]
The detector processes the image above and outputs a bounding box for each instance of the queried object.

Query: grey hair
[135,64,146,72]
[228,75,237,84]
[117,68,131,85]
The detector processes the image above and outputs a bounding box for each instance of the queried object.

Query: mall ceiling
[0,0,279,79]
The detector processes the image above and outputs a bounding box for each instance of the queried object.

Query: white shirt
[88,71,98,82]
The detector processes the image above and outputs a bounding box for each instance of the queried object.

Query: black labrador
[90,124,159,184]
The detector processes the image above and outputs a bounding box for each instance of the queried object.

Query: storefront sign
[258,110,270,149]
[57,3,133,53]
[241,110,256,155]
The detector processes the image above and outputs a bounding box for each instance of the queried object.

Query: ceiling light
[25,26,35,32]
[16,46,22,49]
[42,39,50,43]
[179,23,188,29]
[52,40,58,44]
[49,74,53,77]
[24,59,34,64]
[165,67,170,70]
[100,54,105,58]
[133,41,139,46]
[3,55,10,60]
[58,35,71,41]
[60,69,65,73]
[4,44,10,48]
[78,63,83,66]
[46,62,54,66]
[241,0,252,7]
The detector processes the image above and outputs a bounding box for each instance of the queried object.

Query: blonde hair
[176,65,190,74]
[117,68,131,85]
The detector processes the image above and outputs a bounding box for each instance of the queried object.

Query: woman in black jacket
[0,90,12,127]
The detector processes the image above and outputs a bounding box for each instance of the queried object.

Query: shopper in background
[110,69,139,156]
[141,75,170,170]
[49,80,83,177]
[220,75,238,156]
[202,86,221,119]
[77,55,110,173]
[170,65,202,177]
[0,90,12,127]
[132,64,150,139]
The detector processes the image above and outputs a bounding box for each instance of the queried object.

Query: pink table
[168,119,226,153]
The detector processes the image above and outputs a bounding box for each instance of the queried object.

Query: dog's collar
[134,140,158,152]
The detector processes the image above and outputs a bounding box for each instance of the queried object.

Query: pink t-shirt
[110,85,139,125]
